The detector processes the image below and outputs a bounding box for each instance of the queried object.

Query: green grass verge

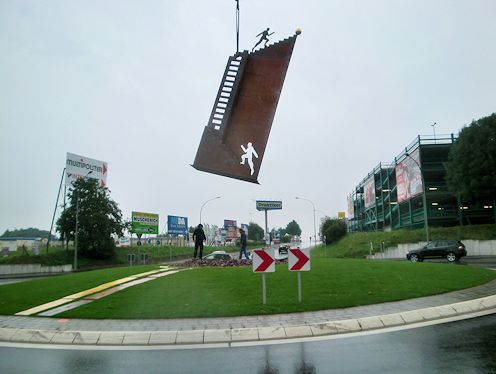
[1,258,491,319]
[0,265,158,314]
[318,224,496,258]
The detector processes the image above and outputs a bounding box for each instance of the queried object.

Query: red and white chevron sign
[288,248,310,271]
[252,249,275,273]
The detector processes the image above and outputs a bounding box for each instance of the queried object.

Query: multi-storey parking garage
[348,134,496,232]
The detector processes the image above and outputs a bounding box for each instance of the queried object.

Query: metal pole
[264,209,270,245]
[262,273,266,304]
[74,189,79,271]
[47,168,66,253]
[199,196,221,225]
[297,271,302,303]
[295,197,317,247]
[235,0,240,53]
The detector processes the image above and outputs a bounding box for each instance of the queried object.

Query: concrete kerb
[1,295,496,347]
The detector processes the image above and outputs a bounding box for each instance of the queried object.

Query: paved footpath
[1,279,496,346]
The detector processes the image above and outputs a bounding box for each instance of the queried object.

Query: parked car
[406,240,466,262]
[203,251,232,261]
[278,245,289,255]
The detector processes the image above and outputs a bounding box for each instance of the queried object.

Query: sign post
[288,247,310,302]
[256,200,282,245]
[252,248,275,304]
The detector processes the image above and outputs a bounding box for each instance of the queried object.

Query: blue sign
[167,215,189,235]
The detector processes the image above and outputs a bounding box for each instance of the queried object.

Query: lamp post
[295,196,317,247]
[404,152,429,242]
[74,171,93,271]
[199,196,221,225]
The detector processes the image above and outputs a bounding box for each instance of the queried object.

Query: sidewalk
[1,279,496,346]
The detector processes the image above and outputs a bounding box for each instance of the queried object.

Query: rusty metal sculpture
[192,31,299,184]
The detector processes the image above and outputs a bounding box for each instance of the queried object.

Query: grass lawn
[0,265,157,315]
[19,258,495,319]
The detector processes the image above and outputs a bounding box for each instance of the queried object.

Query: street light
[74,171,93,271]
[199,196,221,225]
[404,152,429,242]
[295,196,317,247]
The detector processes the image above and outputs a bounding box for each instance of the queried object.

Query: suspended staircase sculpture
[192,33,299,183]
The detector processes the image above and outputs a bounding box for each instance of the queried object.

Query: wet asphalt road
[1,313,496,373]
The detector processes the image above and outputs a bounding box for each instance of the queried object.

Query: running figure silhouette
[240,142,259,175]
[252,28,274,52]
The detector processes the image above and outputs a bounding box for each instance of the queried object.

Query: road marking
[15,268,175,316]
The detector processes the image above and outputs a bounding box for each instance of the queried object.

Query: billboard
[167,215,188,236]
[131,212,159,234]
[396,148,423,203]
[347,195,354,219]
[363,176,376,208]
[224,220,238,241]
[256,200,282,211]
[66,152,108,187]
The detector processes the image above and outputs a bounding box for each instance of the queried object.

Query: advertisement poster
[167,215,188,236]
[347,195,355,219]
[66,152,108,187]
[396,148,423,203]
[131,212,159,234]
[224,219,237,241]
[363,176,376,208]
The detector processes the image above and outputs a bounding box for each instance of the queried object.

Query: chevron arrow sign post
[288,247,310,303]
[253,248,275,304]
[288,248,310,271]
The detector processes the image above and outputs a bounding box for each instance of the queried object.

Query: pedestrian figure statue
[240,142,259,175]
[252,28,274,52]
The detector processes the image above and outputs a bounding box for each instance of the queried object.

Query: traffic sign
[288,248,310,271]
[252,249,275,273]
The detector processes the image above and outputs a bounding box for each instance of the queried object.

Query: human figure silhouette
[240,142,259,175]
[252,28,274,52]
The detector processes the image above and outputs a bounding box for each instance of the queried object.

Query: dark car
[406,240,467,262]
[278,245,289,255]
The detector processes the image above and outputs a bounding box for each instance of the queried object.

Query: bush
[321,218,347,244]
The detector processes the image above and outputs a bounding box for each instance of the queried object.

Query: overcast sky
[1,0,495,244]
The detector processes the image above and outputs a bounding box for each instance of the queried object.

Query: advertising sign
[167,215,188,235]
[66,152,108,187]
[347,196,354,219]
[224,220,237,241]
[131,212,159,234]
[363,176,376,208]
[396,148,423,203]
[256,200,282,211]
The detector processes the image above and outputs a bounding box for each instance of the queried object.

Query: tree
[321,218,347,244]
[248,222,264,241]
[446,113,496,201]
[56,178,126,259]
[1,228,57,240]
[285,220,302,236]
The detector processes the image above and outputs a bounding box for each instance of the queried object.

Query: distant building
[0,237,43,254]
[348,134,495,232]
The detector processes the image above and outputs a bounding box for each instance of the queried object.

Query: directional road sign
[252,249,275,273]
[288,248,310,271]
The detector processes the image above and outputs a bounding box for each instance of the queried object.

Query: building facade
[348,134,496,232]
